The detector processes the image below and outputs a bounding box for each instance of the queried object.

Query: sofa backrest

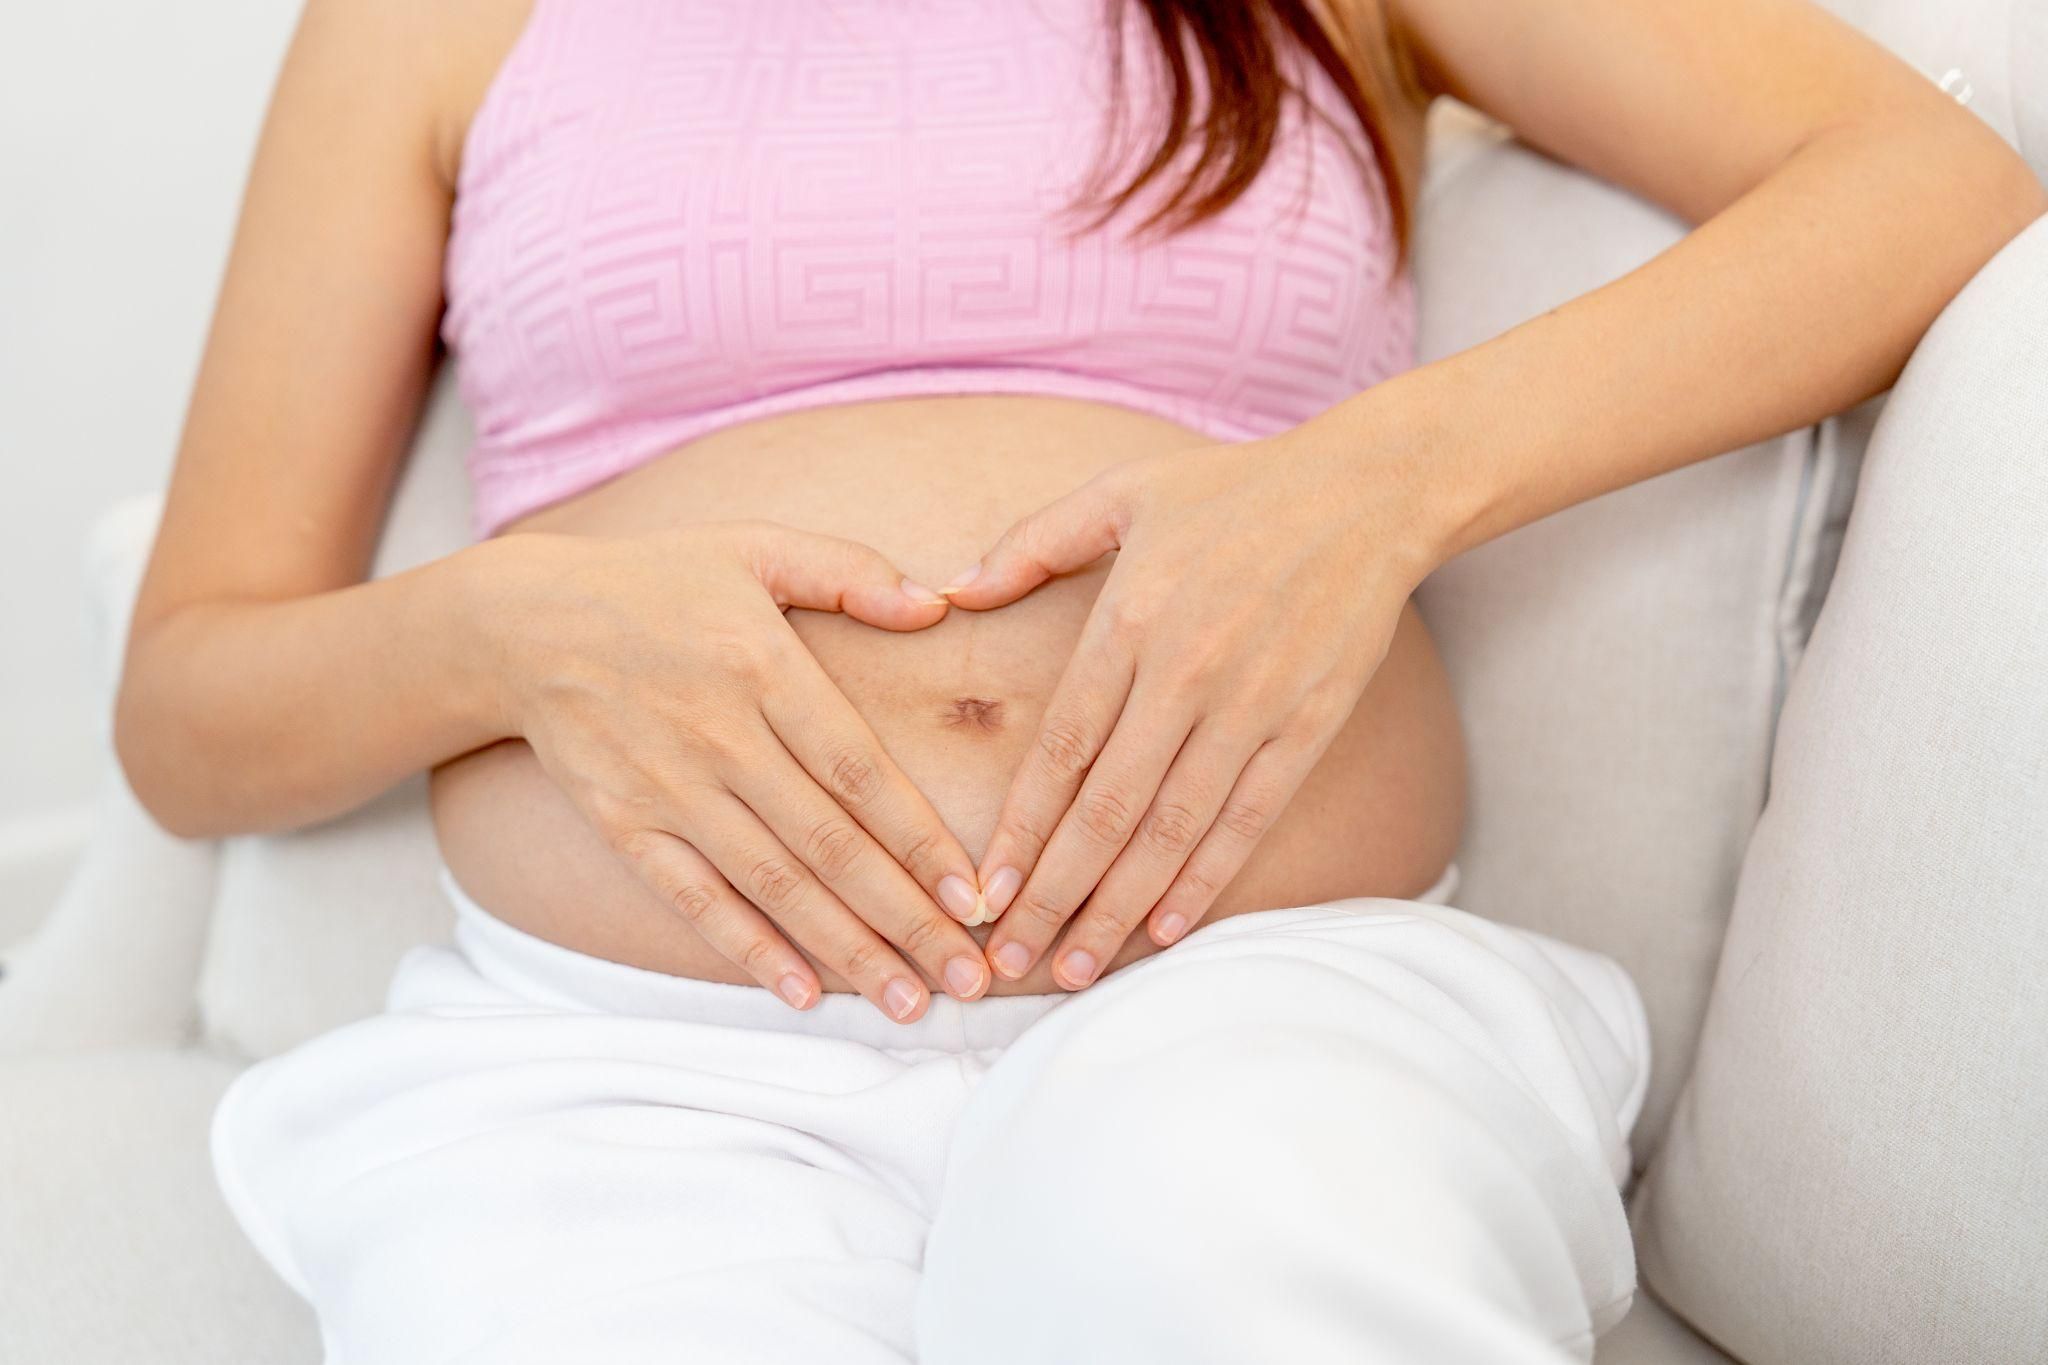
[1410,108,1857,1160]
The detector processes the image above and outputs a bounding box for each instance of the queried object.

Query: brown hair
[1072,0,1412,257]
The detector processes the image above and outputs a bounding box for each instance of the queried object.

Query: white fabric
[212,870,1647,1365]
[1637,215,2048,1365]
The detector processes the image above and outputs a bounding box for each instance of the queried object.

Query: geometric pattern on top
[443,0,1415,536]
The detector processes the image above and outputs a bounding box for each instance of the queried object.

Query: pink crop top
[442,0,1415,538]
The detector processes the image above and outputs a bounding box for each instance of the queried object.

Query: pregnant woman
[115,0,2042,1360]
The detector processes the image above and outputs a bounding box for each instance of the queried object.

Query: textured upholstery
[1636,214,2048,1365]
[0,1050,320,1363]
[1411,109,1844,1161]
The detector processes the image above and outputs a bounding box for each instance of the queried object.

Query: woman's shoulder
[419,0,536,192]
[293,0,535,194]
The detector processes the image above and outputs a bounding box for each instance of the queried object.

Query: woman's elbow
[1996,158,2048,236]
[113,679,210,840]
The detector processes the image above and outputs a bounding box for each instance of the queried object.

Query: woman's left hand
[937,429,1438,989]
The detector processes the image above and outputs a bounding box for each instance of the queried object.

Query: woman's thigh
[915,902,1647,1365]
[211,942,996,1365]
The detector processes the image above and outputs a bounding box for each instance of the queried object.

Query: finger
[614,825,821,1011]
[686,789,935,1023]
[970,614,1139,940]
[726,727,990,1002]
[1050,717,1255,981]
[734,520,951,630]
[982,675,1194,987]
[937,471,1130,611]
[1146,736,1321,948]
[758,642,990,931]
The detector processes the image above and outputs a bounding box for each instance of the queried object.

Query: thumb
[740,523,951,630]
[938,471,1132,610]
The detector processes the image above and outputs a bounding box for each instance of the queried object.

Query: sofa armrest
[0,495,220,1057]
[1635,212,2048,1365]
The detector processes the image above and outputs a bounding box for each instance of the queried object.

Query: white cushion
[0,1049,318,1364]
[1635,215,2048,1365]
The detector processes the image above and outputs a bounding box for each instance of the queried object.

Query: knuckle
[824,746,882,808]
[732,934,780,978]
[893,827,945,882]
[745,855,806,912]
[1018,888,1072,933]
[1140,801,1204,857]
[1215,795,1273,843]
[686,717,748,765]
[1173,857,1222,901]
[669,879,721,925]
[1034,716,1097,781]
[801,816,865,882]
[1075,785,1136,847]
[605,820,652,861]
[1101,592,1152,638]
[838,939,888,985]
[703,627,767,682]
[896,911,951,960]
[1162,661,1212,703]
[1076,893,1139,934]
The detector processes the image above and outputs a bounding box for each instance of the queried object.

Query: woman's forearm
[1315,111,2047,570]
[114,535,525,838]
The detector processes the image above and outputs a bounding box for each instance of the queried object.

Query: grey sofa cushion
[1635,216,2048,1365]
[0,1049,319,1364]
[1411,111,1841,1162]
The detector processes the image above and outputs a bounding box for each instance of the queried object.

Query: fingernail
[992,941,1033,979]
[1156,912,1188,944]
[939,562,982,595]
[902,578,947,607]
[944,955,987,998]
[982,865,1022,916]
[777,973,815,1009]
[938,874,978,921]
[883,977,922,1021]
[1058,948,1099,988]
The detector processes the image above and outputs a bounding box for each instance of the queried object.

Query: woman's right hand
[486,519,994,1022]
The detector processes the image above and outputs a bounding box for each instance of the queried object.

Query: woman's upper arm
[1382,0,2034,226]
[134,0,488,631]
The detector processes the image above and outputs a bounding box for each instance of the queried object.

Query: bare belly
[428,394,1465,996]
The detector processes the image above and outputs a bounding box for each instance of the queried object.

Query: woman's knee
[917,954,1621,1360]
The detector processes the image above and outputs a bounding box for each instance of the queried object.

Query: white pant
[213,866,1648,1365]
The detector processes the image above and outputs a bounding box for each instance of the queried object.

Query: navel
[940,696,1006,733]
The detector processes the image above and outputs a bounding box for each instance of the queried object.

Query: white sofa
[4,4,2043,1361]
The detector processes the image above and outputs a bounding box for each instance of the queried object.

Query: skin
[114,0,2044,1022]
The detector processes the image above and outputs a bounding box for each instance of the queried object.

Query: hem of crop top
[463,362,1365,540]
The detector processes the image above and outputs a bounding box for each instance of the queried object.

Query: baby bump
[427,394,1467,994]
